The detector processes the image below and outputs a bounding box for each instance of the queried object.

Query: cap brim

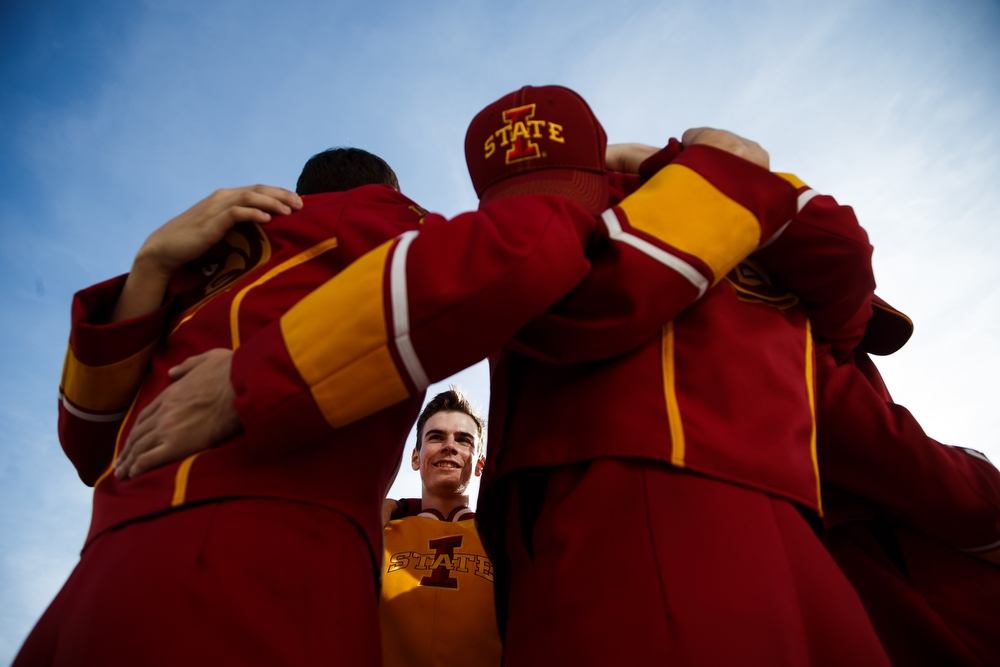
[480,168,608,215]
[859,296,913,356]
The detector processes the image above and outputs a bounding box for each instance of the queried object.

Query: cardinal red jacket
[484,145,874,516]
[818,349,1000,557]
[818,349,1000,666]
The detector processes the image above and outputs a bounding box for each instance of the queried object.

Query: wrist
[132,247,174,284]
[110,253,172,323]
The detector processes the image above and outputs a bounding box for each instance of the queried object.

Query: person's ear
[474,455,485,477]
[411,447,420,471]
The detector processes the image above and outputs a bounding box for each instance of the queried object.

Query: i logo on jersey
[387,534,495,588]
[483,103,566,165]
[725,259,799,310]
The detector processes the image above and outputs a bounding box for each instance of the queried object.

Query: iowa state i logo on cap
[484,103,566,164]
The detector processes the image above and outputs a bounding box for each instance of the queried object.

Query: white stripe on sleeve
[601,209,709,298]
[797,188,819,212]
[757,187,817,250]
[389,230,430,392]
[58,391,129,422]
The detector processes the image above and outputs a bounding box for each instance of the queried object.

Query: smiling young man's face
[412,410,484,497]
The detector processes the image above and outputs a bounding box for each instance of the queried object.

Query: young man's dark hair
[414,388,485,456]
[296,147,400,195]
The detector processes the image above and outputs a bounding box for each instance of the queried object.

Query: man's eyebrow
[423,429,476,441]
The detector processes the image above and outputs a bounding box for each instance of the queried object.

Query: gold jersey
[381,516,502,667]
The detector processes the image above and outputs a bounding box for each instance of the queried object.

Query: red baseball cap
[859,295,914,356]
[465,85,608,214]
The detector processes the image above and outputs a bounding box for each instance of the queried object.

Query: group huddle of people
[17,85,1000,666]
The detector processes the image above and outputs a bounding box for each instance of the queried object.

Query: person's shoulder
[302,184,417,210]
[302,186,428,232]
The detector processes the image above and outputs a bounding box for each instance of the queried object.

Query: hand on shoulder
[111,185,303,323]
[681,128,769,169]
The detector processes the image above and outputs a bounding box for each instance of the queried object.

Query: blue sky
[2,0,999,659]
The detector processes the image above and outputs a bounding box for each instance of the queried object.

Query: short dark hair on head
[415,388,485,456]
[296,147,399,195]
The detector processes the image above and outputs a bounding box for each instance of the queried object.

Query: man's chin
[423,474,471,497]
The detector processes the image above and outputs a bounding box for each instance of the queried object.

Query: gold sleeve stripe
[601,209,709,298]
[775,172,808,190]
[661,322,686,467]
[280,239,409,429]
[389,230,429,391]
[805,323,823,517]
[171,452,203,506]
[618,163,760,285]
[60,340,157,413]
[230,237,340,350]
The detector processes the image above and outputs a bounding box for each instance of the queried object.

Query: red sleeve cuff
[70,275,170,365]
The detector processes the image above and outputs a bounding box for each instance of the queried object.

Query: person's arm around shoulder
[111,185,303,322]
[513,129,790,364]
[114,188,432,478]
[118,192,601,478]
[61,185,302,482]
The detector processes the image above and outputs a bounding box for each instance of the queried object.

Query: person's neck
[421,491,470,519]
